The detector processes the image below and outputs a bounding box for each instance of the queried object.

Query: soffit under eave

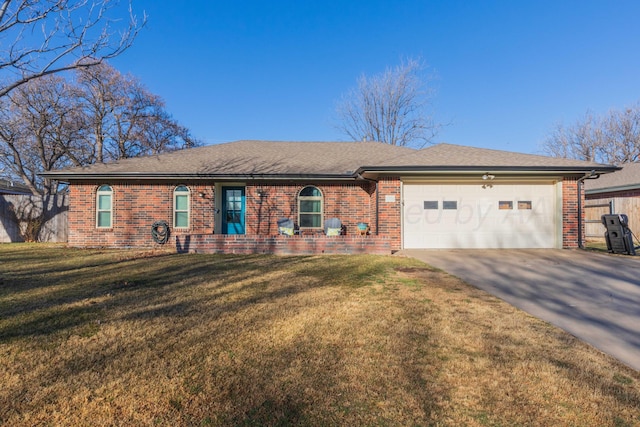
[50,174,361,185]
[359,168,616,180]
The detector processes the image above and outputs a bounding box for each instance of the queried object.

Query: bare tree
[0,75,82,241]
[73,60,120,164]
[541,104,640,165]
[132,107,197,156]
[0,0,144,241]
[0,75,82,196]
[0,0,144,99]
[0,63,201,197]
[75,62,200,163]
[335,57,442,147]
[542,112,603,163]
[0,63,199,241]
[603,106,640,164]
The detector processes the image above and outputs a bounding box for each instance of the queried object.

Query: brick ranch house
[41,140,617,254]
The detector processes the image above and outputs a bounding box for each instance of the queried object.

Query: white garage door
[403,182,558,249]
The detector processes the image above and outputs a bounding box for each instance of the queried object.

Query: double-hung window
[96,185,113,228]
[298,186,323,229]
[174,185,190,228]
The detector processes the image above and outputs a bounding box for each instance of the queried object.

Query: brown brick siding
[68,180,395,251]
[69,181,216,248]
[377,177,402,248]
[67,176,579,251]
[244,182,376,236]
[562,177,581,248]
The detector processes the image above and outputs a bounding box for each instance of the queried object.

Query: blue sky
[111,1,640,154]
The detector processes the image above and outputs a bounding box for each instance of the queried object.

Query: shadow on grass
[0,304,102,341]
[0,251,315,339]
[1,245,448,425]
[4,246,639,425]
[0,246,398,344]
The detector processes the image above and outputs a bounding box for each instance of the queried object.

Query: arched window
[298,186,323,229]
[96,185,113,228]
[174,185,190,228]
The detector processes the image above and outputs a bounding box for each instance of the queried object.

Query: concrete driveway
[401,249,640,372]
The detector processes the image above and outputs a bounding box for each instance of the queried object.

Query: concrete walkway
[401,249,640,372]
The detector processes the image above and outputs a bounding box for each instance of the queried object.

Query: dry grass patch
[0,244,639,426]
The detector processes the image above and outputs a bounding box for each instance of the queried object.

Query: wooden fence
[0,194,68,243]
[585,197,640,239]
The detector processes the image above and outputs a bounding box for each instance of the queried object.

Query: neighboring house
[41,141,617,254]
[0,179,31,195]
[1,179,31,242]
[585,162,640,236]
[0,179,69,243]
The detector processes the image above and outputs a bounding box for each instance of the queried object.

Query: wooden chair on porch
[324,218,342,236]
[277,218,298,236]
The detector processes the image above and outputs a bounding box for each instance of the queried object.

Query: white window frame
[96,184,113,228]
[173,185,190,228]
[298,186,323,229]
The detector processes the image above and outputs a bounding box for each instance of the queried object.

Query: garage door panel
[403,183,557,249]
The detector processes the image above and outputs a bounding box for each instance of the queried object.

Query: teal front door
[222,187,245,234]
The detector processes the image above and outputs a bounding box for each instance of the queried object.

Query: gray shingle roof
[585,162,640,193]
[42,140,616,179]
[374,143,611,168]
[46,141,414,176]
[430,144,608,166]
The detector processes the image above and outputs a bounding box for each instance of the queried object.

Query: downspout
[357,174,379,235]
[375,181,379,235]
[576,170,600,249]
